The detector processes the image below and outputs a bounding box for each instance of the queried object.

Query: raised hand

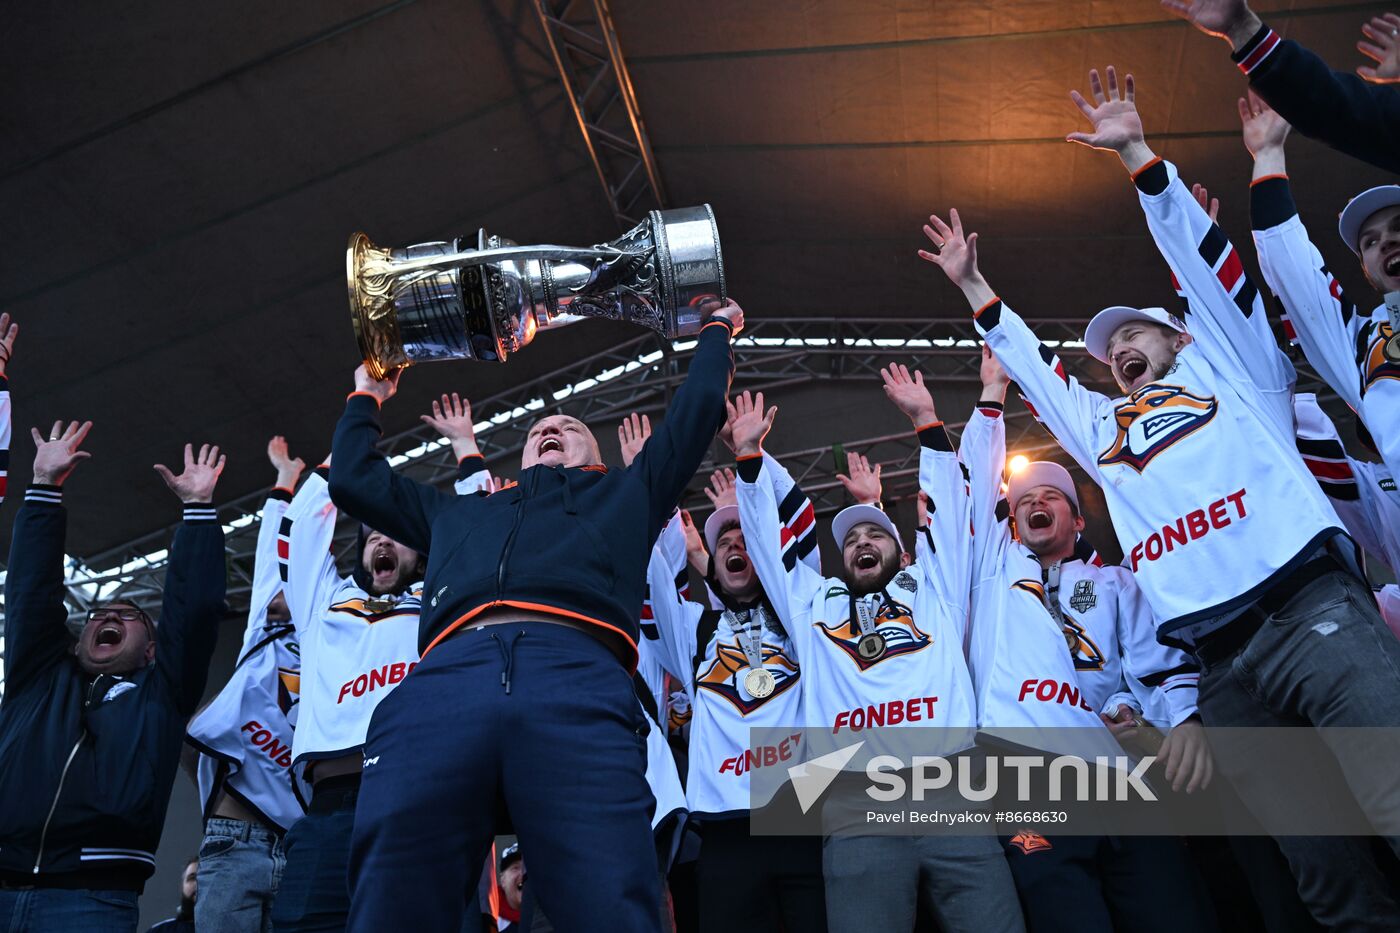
[617,412,652,468]
[0,312,18,378]
[421,393,480,459]
[678,509,710,575]
[709,299,746,337]
[918,209,982,290]
[1066,67,1153,171]
[979,345,1011,401]
[1358,14,1400,83]
[1237,91,1291,163]
[31,420,93,487]
[704,468,737,510]
[353,363,401,405]
[726,390,776,458]
[1160,0,1261,50]
[1190,183,1220,224]
[155,443,226,504]
[837,452,883,506]
[880,363,938,427]
[267,435,305,490]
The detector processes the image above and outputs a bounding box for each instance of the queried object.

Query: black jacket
[1235,22,1400,174]
[328,319,735,668]
[0,488,225,888]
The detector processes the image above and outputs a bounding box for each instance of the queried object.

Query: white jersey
[0,376,10,506]
[643,459,819,816]
[187,491,309,829]
[1251,175,1400,479]
[735,425,978,768]
[283,466,489,766]
[979,159,1346,645]
[958,404,1188,763]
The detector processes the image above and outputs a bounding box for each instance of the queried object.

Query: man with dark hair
[145,858,198,933]
[328,301,742,932]
[0,427,227,933]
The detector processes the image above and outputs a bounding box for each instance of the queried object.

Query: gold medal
[744,667,776,699]
[857,631,887,661]
[1384,331,1400,363]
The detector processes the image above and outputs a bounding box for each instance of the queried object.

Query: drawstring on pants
[490,629,526,695]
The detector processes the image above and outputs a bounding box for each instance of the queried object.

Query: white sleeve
[957,402,1013,585]
[1100,682,1143,718]
[735,454,824,660]
[643,513,702,687]
[1251,177,1369,415]
[913,422,973,639]
[0,378,10,507]
[453,455,495,496]
[976,299,1115,476]
[1134,159,1293,393]
[282,469,342,637]
[240,493,292,654]
[1111,567,1199,728]
[760,451,822,576]
[1294,394,1393,568]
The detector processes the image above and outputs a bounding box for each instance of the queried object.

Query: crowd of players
[4,2,1400,932]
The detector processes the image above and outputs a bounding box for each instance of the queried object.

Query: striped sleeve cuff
[1232,25,1280,75]
[457,454,486,480]
[736,453,763,483]
[917,422,953,451]
[1131,158,1169,195]
[183,504,219,524]
[976,400,1004,419]
[0,375,9,391]
[269,487,294,503]
[1249,175,1296,230]
[973,298,1002,332]
[314,465,330,482]
[25,484,62,505]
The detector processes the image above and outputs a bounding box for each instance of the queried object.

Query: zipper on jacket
[495,469,538,596]
[34,730,85,874]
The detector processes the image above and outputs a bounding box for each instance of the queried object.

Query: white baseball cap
[1338,185,1400,255]
[831,504,904,552]
[704,506,741,553]
[1083,306,1186,365]
[1006,461,1080,513]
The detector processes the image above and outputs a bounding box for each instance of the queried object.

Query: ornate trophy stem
[347,205,725,375]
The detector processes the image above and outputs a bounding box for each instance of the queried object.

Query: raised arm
[419,392,496,495]
[920,210,1111,475]
[627,303,740,532]
[239,436,305,652]
[1066,67,1291,394]
[732,392,823,655]
[3,420,90,696]
[328,365,452,553]
[281,461,341,638]
[0,313,18,508]
[1241,97,1371,418]
[151,443,229,715]
[960,347,1013,584]
[643,511,702,686]
[1163,1,1400,173]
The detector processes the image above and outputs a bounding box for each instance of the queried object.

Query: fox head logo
[1011,580,1105,671]
[696,640,799,714]
[1364,321,1400,391]
[1008,831,1054,854]
[1098,384,1218,473]
[817,597,931,671]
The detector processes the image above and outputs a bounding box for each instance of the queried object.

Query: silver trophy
[347,205,725,378]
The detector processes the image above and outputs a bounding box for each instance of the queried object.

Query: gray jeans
[822,832,1024,933]
[195,817,286,933]
[1197,569,1400,931]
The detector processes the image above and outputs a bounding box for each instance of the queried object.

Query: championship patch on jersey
[893,571,918,594]
[696,640,800,715]
[1363,321,1400,391]
[817,597,931,671]
[1061,617,1106,672]
[1098,384,1218,473]
[1068,580,1096,612]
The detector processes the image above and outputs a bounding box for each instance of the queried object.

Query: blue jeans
[1197,569,1400,930]
[346,623,661,933]
[196,818,286,933]
[271,780,358,933]
[0,887,138,933]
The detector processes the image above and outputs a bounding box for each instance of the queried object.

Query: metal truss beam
[533,0,666,225]
[40,316,1098,623]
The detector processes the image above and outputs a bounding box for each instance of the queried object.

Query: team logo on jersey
[893,571,918,594]
[1068,580,1097,613]
[1008,831,1053,854]
[1098,384,1219,473]
[1363,321,1400,391]
[102,680,138,704]
[1012,580,1105,671]
[696,640,799,715]
[329,586,423,623]
[277,668,301,716]
[817,597,931,671]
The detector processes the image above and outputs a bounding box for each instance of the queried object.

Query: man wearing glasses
[0,425,228,933]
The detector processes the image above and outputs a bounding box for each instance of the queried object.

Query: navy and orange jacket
[328,319,735,669]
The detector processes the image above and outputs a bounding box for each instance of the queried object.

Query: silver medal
[744,667,776,698]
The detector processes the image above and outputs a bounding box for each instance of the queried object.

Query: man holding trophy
[330,205,741,932]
